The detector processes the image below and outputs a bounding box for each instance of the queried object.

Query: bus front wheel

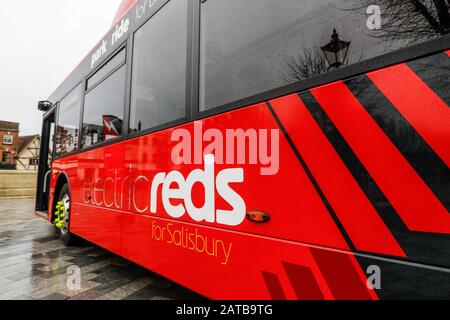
[55,183,78,246]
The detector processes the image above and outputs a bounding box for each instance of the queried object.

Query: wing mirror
[38,101,53,112]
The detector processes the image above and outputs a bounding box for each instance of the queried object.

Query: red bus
[35,0,450,300]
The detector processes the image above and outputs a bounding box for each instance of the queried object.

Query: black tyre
[55,183,78,246]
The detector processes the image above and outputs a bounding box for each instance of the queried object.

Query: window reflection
[56,84,82,156]
[130,0,187,133]
[200,0,448,111]
[87,48,126,90]
[82,66,126,148]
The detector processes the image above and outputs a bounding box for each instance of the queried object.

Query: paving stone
[124,284,165,300]
[11,295,34,300]
[0,198,203,300]
[95,288,135,300]
[40,292,70,300]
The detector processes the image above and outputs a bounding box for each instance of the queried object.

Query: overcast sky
[0,0,122,135]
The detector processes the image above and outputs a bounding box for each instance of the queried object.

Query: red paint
[270,94,405,257]
[368,64,450,167]
[446,50,450,57]
[49,102,369,299]
[310,248,378,300]
[261,272,287,300]
[311,82,450,234]
[282,262,325,300]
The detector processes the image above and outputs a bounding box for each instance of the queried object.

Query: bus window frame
[87,48,127,91]
[49,0,450,161]
[52,48,130,160]
[78,43,131,155]
[125,0,192,141]
[80,44,129,151]
[45,103,58,164]
[193,0,450,121]
[54,82,84,157]
[85,46,127,95]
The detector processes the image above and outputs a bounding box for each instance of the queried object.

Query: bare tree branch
[412,0,445,34]
[433,0,450,28]
[281,47,328,82]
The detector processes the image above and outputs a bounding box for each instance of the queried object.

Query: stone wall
[0,170,37,198]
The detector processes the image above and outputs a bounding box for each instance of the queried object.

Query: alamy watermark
[366,265,382,290]
[171,121,280,176]
[366,5,382,30]
[66,265,81,290]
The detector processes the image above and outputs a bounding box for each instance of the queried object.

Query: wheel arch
[51,172,70,223]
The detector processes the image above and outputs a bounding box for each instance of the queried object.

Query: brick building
[0,120,20,170]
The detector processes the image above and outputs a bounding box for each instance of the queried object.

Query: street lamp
[321,29,351,70]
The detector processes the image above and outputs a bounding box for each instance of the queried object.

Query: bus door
[35,108,56,212]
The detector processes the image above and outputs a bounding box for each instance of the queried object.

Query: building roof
[17,135,40,155]
[0,120,19,132]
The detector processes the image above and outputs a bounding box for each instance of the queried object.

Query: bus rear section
[38,0,450,300]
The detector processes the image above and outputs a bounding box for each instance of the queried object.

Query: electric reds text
[82,155,245,226]
[82,126,280,227]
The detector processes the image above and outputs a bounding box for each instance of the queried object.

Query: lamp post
[321,29,351,70]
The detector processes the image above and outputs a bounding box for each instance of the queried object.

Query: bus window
[87,48,126,90]
[55,84,82,157]
[199,0,445,111]
[82,65,126,148]
[129,0,187,133]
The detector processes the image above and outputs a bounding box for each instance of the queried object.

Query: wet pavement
[0,198,203,300]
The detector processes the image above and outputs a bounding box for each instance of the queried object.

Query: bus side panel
[50,50,449,299]
[53,143,126,255]
[121,50,449,299]
[269,51,450,269]
[71,203,123,255]
[121,104,351,251]
[121,215,377,300]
